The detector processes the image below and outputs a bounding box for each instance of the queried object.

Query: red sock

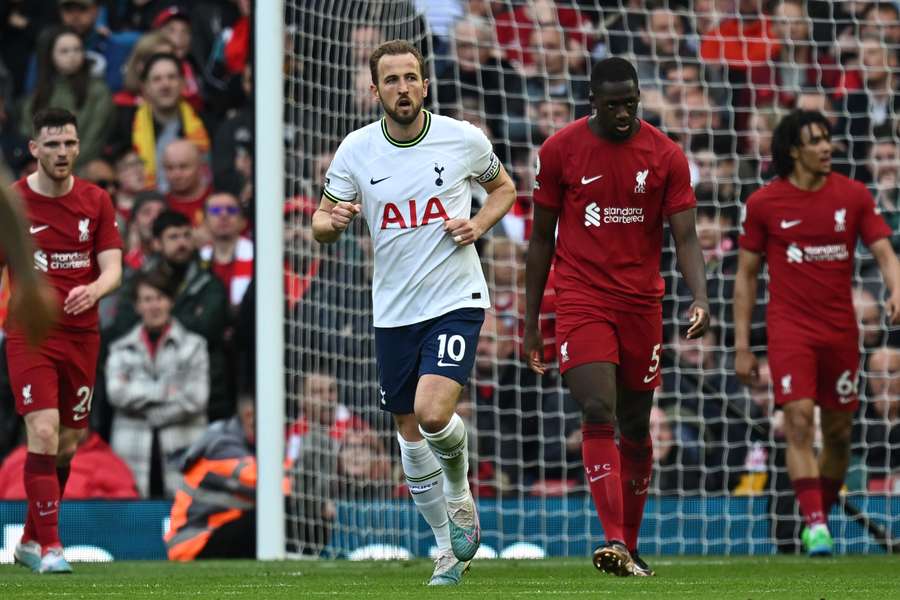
[24,453,61,550]
[22,509,37,544]
[793,477,826,527]
[582,423,624,543]
[820,477,842,518]
[619,434,653,552]
[57,466,71,499]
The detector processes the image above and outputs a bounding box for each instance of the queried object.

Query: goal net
[279,0,900,558]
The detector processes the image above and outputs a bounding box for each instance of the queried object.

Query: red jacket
[0,433,139,499]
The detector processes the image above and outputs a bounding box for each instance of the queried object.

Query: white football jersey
[324,111,498,327]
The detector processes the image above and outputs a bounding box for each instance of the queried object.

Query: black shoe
[592,541,633,577]
[630,551,655,576]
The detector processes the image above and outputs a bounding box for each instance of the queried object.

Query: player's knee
[580,397,615,425]
[618,413,649,440]
[27,422,59,450]
[417,411,452,434]
[56,444,77,466]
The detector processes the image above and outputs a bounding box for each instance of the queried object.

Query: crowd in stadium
[2,0,900,558]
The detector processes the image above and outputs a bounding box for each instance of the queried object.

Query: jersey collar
[381,110,431,148]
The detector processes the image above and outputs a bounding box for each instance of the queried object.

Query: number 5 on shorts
[643,343,661,383]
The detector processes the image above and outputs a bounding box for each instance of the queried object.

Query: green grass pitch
[2,556,899,599]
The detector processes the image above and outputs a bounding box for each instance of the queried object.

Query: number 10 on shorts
[437,333,465,367]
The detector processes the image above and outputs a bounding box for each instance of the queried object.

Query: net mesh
[283,0,900,557]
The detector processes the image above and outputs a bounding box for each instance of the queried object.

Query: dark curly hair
[771,110,831,178]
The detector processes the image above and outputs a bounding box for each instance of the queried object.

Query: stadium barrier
[2,496,897,562]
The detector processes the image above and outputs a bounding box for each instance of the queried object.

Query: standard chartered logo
[786,243,804,263]
[584,203,644,227]
[584,202,601,227]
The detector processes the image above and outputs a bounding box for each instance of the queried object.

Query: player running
[524,57,709,577]
[734,110,900,557]
[4,108,122,573]
[312,40,515,585]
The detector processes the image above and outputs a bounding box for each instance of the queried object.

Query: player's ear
[369,82,379,102]
[28,139,39,159]
[422,78,429,98]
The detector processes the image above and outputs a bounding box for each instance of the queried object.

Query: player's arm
[869,238,900,325]
[64,248,122,316]
[668,208,710,339]
[524,204,558,375]
[733,248,762,384]
[444,165,516,246]
[312,197,360,244]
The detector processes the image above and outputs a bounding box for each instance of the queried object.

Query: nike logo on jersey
[29,225,49,234]
[38,509,58,517]
[370,176,391,185]
[780,219,802,229]
[581,175,603,185]
[589,472,612,483]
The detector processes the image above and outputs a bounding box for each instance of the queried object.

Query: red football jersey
[533,118,695,313]
[739,173,891,344]
[166,184,212,228]
[9,177,123,334]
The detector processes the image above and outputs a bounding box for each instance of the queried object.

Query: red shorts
[555,306,662,390]
[768,340,860,411]
[6,331,100,429]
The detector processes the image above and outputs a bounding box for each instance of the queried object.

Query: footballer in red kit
[734,110,900,557]
[3,108,123,574]
[524,58,710,577]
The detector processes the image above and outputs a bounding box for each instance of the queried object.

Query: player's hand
[444,218,484,246]
[685,300,710,339]
[523,323,546,375]
[64,282,99,315]
[330,201,360,233]
[8,277,58,346]
[734,348,759,386]
[886,290,900,326]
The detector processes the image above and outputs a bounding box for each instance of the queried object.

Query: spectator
[212,65,253,185]
[164,391,258,560]
[853,287,883,350]
[526,21,590,116]
[845,34,900,142]
[198,191,253,310]
[484,237,524,315]
[699,0,780,73]
[112,30,176,123]
[737,108,778,201]
[113,148,149,220]
[19,25,113,166]
[861,1,900,47]
[436,16,528,147]
[115,52,210,190]
[0,430,139,499]
[106,269,210,498]
[110,210,231,422]
[78,158,119,207]
[649,405,702,494]
[747,0,858,109]
[162,138,213,229]
[472,310,567,490]
[857,347,900,491]
[631,4,695,91]
[286,369,365,555]
[152,6,204,112]
[494,0,593,75]
[867,136,900,250]
[29,0,140,93]
[532,96,571,144]
[123,191,167,273]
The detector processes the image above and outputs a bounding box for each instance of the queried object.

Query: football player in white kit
[312,40,516,585]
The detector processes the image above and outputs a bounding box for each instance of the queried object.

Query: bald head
[163,139,203,196]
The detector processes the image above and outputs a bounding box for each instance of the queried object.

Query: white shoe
[14,540,42,571]
[428,548,470,586]
[38,547,72,574]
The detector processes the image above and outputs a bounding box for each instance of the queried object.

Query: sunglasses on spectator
[207,206,242,216]
[95,179,118,190]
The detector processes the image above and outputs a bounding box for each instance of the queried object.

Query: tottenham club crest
[834,208,846,232]
[634,169,649,193]
[434,163,444,186]
[78,218,90,242]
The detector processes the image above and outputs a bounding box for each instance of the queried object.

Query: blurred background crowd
[1,0,900,557]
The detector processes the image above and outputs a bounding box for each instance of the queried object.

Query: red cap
[284,196,318,216]
[153,6,190,29]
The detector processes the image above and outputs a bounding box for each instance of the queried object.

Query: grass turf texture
[1,557,899,599]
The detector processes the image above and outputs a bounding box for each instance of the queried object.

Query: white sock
[397,434,451,550]
[420,413,471,502]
